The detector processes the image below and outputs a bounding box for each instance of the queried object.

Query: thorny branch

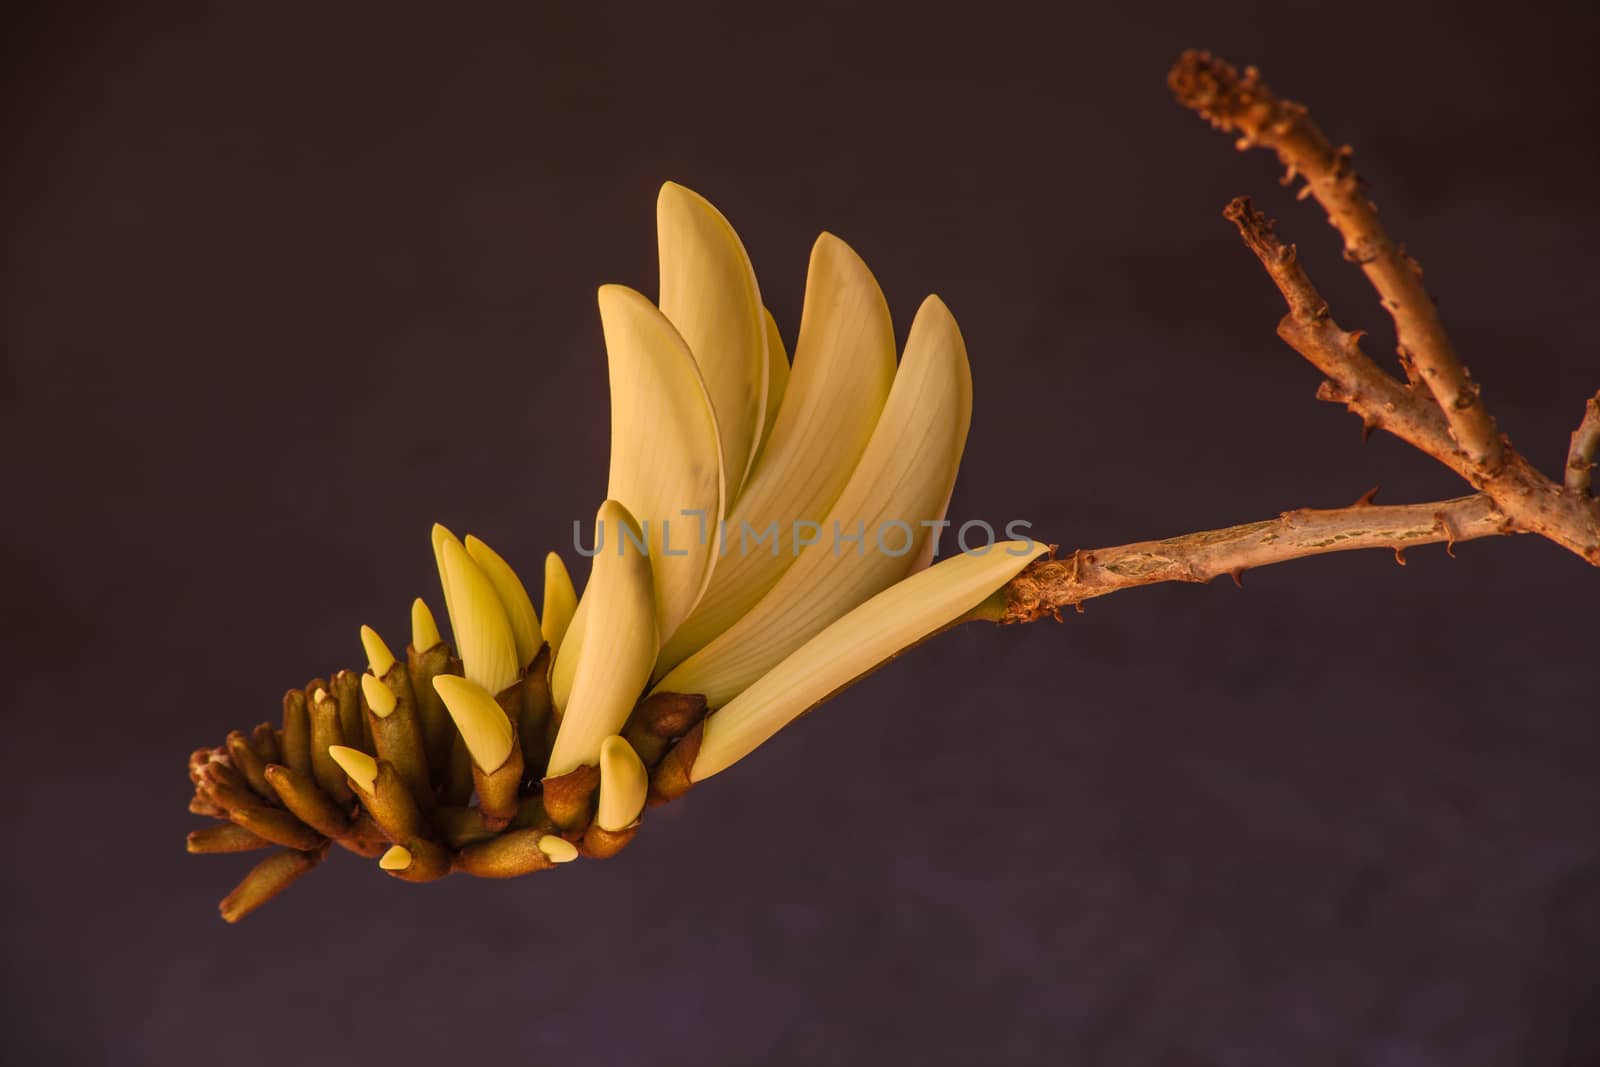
[999,51,1599,621]
[1000,494,1506,621]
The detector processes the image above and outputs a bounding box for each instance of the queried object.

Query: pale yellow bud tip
[378,845,413,871]
[327,745,378,794]
[432,674,515,772]
[360,673,397,718]
[537,835,579,863]
[312,687,329,704]
[411,598,442,652]
[360,625,397,678]
[596,735,648,832]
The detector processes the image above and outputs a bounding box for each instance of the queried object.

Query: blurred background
[4,2,1597,1064]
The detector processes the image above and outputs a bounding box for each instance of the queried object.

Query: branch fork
[1002,50,1599,619]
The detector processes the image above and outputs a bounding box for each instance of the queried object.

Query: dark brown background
[5,2,1597,1064]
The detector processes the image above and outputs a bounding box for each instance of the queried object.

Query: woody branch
[998,50,1598,620]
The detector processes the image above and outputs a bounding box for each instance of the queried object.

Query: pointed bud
[465,535,544,669]
[187,824,271,854]
[441,538,521,695]
[378,845,412,871]
[227,805,325,851]
[307,688,354,805]
[360,625,397,678]
[218,845,328,923]
[411,597,442,652]
[360,672,398,718]
[537,835,579,863]
[596,735,647,832]
[542,552,578,655]
[432,675,515,772]
[327,745,378,794]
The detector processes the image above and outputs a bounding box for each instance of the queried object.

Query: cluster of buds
[185,183,1045,920]
[186,574,710,921]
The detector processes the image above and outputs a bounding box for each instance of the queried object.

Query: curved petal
[440,537,521,695]
[657,295,972,707]
[692,540,1047,780]
[464,535,543,670]
[599,283,725,645]
[655,234,897,672]
[548,596,586,712]
[433,674,516,772]
[657,182,767,502]
[751,308,789,466]
[541,551,578,658]
[546,500,659,777]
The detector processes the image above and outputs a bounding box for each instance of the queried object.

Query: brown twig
[1168,51,1500,466]
[1166,51,1600,565]
[1568,393,1600,495]
[1000,494,1507,620]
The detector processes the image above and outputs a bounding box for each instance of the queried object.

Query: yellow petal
[750,307,789,466]
[538,835,579,863]
[693,541,1047,780]
[599,283,725,644]
[464,534,544,669]
[596,735,647,832]
[378,845,412,871]
[431,523,462,621]
[411,598,442,651]
[327,745,378,794]
[441,538,520,695]
[360,672,397,718]
[658,295,971,706]
[549,598,586,713]
[656,234,897,672]
[546,500,658,777]
[360,625,397,678]
[657,181,767,502]
[432,674,515,772]
[542,552,577,657]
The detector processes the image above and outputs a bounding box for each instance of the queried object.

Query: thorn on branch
[1393,547,1407,566]
[1353,486,1380,507]
[1434,511,1458,557]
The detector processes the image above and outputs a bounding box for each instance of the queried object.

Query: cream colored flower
[419,182,1043,788]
